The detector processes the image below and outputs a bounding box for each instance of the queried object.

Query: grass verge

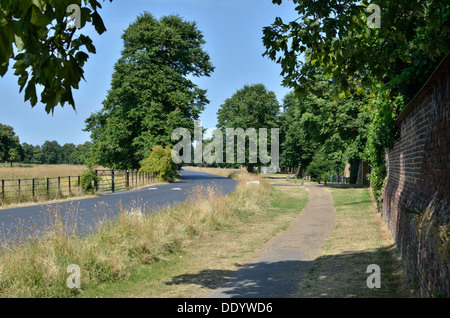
[296,187,417,298]
[0,171,308,298]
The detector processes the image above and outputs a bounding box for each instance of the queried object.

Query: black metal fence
[0,170,156,206]
[93,170,156,193]
[0,176,82,205]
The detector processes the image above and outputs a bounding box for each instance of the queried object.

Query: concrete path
[207,184,336,298]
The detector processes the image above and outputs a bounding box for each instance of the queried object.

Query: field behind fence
[0,168,157,206]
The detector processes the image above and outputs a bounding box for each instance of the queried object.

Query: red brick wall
[383,55,450,298]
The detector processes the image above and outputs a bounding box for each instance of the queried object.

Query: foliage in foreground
[0,0,113,113]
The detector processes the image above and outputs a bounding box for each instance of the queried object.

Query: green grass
[296,187,416,298]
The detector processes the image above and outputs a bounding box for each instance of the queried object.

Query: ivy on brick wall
[364,86,405,204]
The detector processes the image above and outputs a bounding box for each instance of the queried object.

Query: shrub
[80,169,99,193]
[139,145,179,182]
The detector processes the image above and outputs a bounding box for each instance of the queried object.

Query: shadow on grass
[165,244,414,298]
[298,244,415,298]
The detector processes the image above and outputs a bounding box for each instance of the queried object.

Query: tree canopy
[216,83,280,171]
[264,0,449,201]
[84,13,214,170]
[0,122,92,166]
[263,0,450,101]
[279,79,370,176]
[0,123,21,165]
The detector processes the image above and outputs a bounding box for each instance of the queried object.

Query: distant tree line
[0,123,91,166]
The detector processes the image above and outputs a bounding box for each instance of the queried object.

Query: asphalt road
[0,168,238,245]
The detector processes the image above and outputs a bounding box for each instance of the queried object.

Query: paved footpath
[207,184,336,298]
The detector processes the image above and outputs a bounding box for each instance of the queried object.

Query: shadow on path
[165,244,412,298]
[167,260,313,298]
[193,184,336,298]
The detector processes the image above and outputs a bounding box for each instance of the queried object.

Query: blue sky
[0,0,299,146]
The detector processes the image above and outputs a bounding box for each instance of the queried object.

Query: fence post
[111,170,115,193]
[94,170,98,191]
[46,178,49,197]
[18,179,21,201]
[68,176,71,195]
[1,180,4,201]
[58,176,61,196]
[32,178,35,201]
[126,170,129,189]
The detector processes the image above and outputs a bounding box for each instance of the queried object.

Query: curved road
[0,168,238,244]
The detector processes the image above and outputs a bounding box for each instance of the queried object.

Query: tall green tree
[0,123,22,165]
[280,81,370,175]
[0,0,112,113]
[84,13,214,169]
[60,143,77,164]
[31,145,43,163]
[21,142,35,163]
[279,91,318,171]
[216,84,280,172]
[41,140,61,164]
[74,141,93,165]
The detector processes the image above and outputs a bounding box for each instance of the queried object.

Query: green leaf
[91,11,107,34]
[80,35,96,53]
[80,7,92,29]
[24,80,37,106]
[30,5,50,28]
[14,34,24,51]
[356,87,366,95]
[18,71,29,92]
[31,0,47,10]
[18,5,33,32]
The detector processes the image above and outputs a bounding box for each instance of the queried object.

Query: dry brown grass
[0,171,276,297]
[0,164,91,180]
[183,166,245,179]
